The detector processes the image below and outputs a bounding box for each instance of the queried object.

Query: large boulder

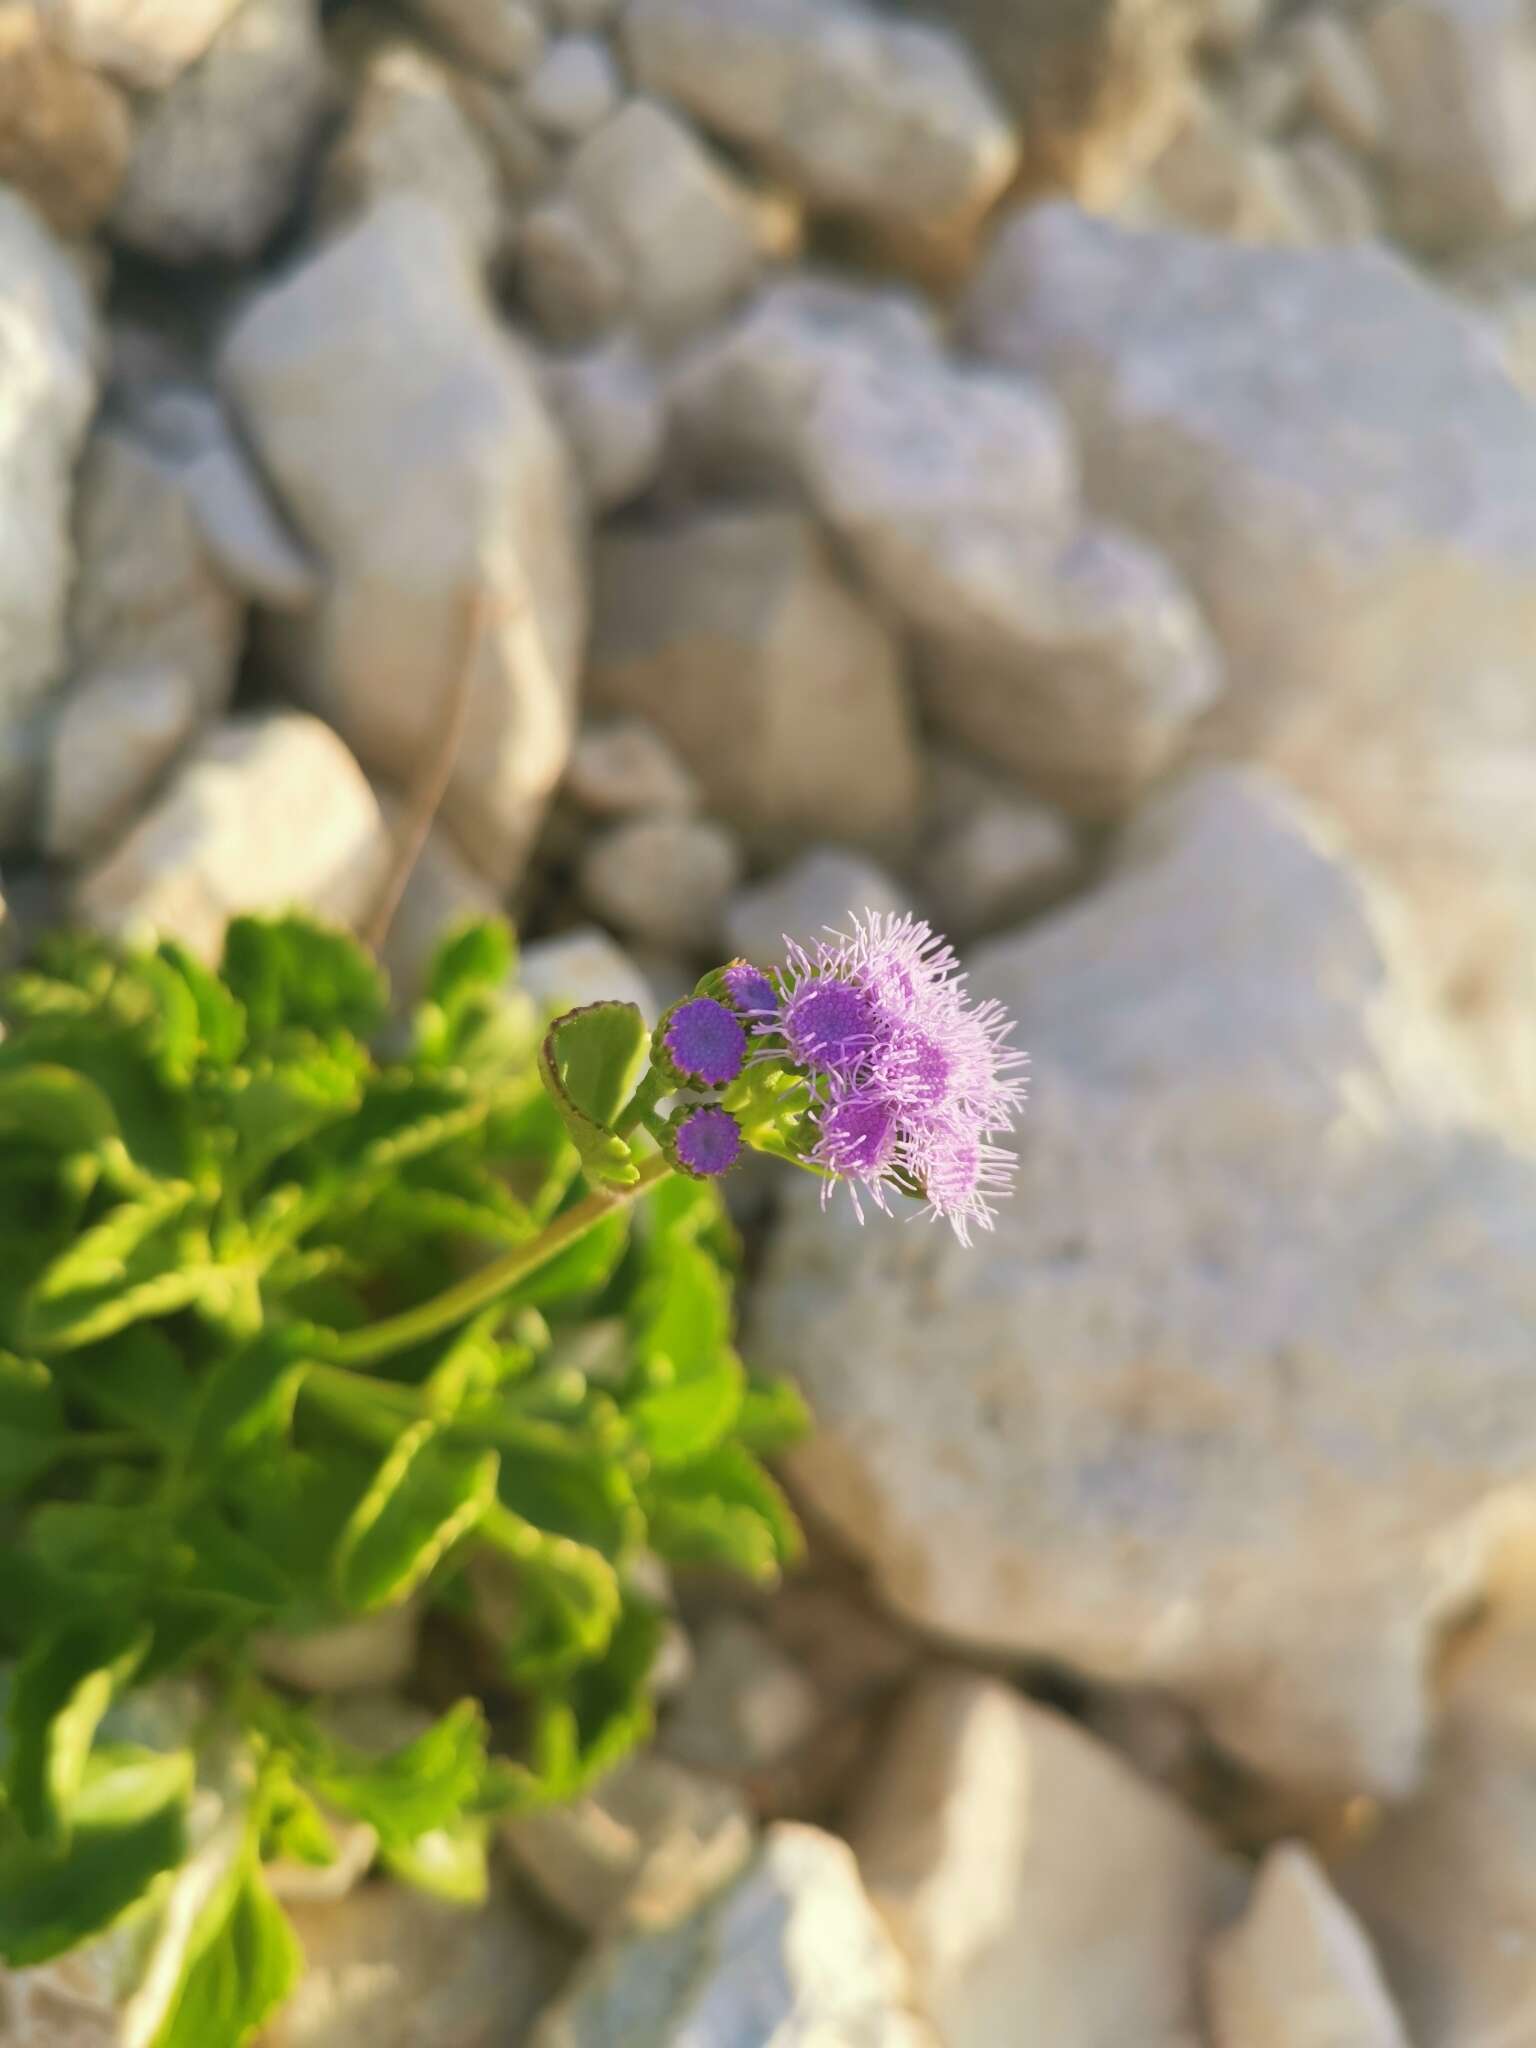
[0,192,98,834]
[963,202,1536,1133]
[220,197,587,885]
[750,767,1536,1797]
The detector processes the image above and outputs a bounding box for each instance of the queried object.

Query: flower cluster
[646,913,1026,1245]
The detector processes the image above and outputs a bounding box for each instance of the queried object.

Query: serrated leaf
[298,1699,489,1852]
[0,1745,191,1966]
[733,1374,812,1454]
[427,919,514,1015]
[644,1444,804,1585]
[624,1241,742,1465]
[191,1331,313,1465]
[505,1594,661,1810]
[19,1207,221,1357]
[155,940,246,1067]
[538,1003,647,1190]
[219,1048,367,1191]
[7,1616,152,1847]
[151,1857,302,2048]
[480,1502,622,1682]
[332,1420,498,1613]
[507,1204,630,1310]
[0,1064,119,1155]
[221,916,386,1044]
[26,1181,196,1307]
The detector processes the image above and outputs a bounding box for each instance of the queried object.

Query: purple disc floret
[661,997,747,1089]
[670,1104,742,1178]
[719,961,777,1015]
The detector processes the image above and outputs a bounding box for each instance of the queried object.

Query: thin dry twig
[362,580,499,955]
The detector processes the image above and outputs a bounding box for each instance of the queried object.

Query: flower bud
[664,1104,743,1179]
[652,996,747,1091]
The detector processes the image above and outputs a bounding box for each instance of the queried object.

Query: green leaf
[0,1064,119,1155]
[221,916,386,1045]
[481,1503,622,1681]
[427,919,514,1015]
[734,1374,812,1454]
[24,1180,196,1311]
[18,1197,225,1357]
[332,1421,499,1613]
[152,1857,302,2048]
[380,1815,489,1904]
[191,1331,313,1466]
[644,1444,804,1585]
[505,1594,661,1810]
[61,1327,196,1450]
[0,1745,191,1965]
[538,1003,647,1190]
[299,1700,489,1852]
[624,1241,743,1465]
[218,1047,367,1191]
[0,1351,69,1498]
[507,1204,630,1310]
[155,940,246,1067]
[7,1616,152,1846]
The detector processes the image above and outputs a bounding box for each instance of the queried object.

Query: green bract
[0,915,805,2045]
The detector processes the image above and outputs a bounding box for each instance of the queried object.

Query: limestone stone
[750,767,1536,1796]
[222,197,587,887]
[1147,88,1314,244]
[1208,1843,1408,2048]
[0,7,132,237]
[517,196,630,344]
[0,190,98,832]
[848,1670,1242,2048]
[76,711,390,960]
[405,0,546,79]
[567,719,698,817]
[40,0,243,89]
[624,0,1017,237]
[110,0,335,264]
[1286,132,1381,245]
[924,789,1079,938]
[590,507,919,857]
[44,661,199,863]
[724,849,907,971]
[528,1823,937,2047]
[658,1612,822,1778]
[540,339,665,510]
[1285,12,1385,157]
[519,926,655,1019]
[963,200,1536,1134]
[521,34,622,141]
[578,814,740,952]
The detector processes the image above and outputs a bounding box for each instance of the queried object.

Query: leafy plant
[0,915,807,2044]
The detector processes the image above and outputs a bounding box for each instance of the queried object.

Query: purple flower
[718,961,777,1016]
[764,910,1027,1243]
[667,1104,742,1179]
[658,997,747,1089]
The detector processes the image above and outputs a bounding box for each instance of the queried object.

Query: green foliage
[0,915,804,2037]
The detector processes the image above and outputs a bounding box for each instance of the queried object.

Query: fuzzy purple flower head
[760,911,1027,1244]
[667,1104,742,1179]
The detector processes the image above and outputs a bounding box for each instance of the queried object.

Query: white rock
[624,0,1017,236]
[69,423,244,720]
[1286,132,1381,245]
[567,719,699,817]
[321,38,506,266]
[1146,88,1315,244]
[579,814,740,952]
[41,0,244,89]
[1368,0,1536,249]
[519,925,655,1019]
[659,1612,822,1777]
[522,34,622,141]
[963,201,1536,1135]
[751,766,1536,1797]
[541,339,665,510]
[76,711,390,960]
[503,1751,754,1934]
[44,662,200,863]
[1285,13,1386,157]
[222,197,587,887]
[1207,1843,1408,2048]
[0,6,133,239]
[270,1877,568,2048]
[924,791,1079,938]
[518,194,631,344]
[561,99,764,343]
[529,1822,937,2048]
[0,191,98,831]
[110,0,335,264]
[725,848,907,970]
[1333,1549,1536,2047]
[590,507,920,856]
[405,0,546,79]
[666,273,943,499]
[849,1671,1241,2048]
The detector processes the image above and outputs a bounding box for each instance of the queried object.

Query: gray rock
[1284,12,1385,158]
[1368,0,1536,250]
[962,202,1536,1134]
[751,767,1536,1797]
[518,195,632,344]
[924,788,1079,939]
[578,814,741,952]
[519,925,656,1019]
[666,273,942,499]
[624,0,1017,236]
[1144,88,1313,244]
[659,1612,822,1777]
[567,718,699,817]
[44,661,200,863]
[1334,1566,1536,2047]
[0,191,98,831]
[503,1752,754,1934]
[110,0,335,264]
[848,1671,1243,2048]
[522,34,623,141]
[221,197,587,887]
[560,100,765,343]
[552,0,618,24]
[321,39,506,267]
[724,848,907,970]
[541,339,666,510]
[454,72,558,202]
[1208,1844,1408,2048]
[1285,132,1382,245]
[76,711,390,960]
[41,0,244,89]
[270,1877,569,2048]
[590,507,919,857]
[528,1822,937,2048]
[0,7,133,238]
[405,0,546,79]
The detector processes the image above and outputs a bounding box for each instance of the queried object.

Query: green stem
[324,1153,674,1368]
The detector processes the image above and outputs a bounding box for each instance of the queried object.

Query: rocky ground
[4,0,1536,2041]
